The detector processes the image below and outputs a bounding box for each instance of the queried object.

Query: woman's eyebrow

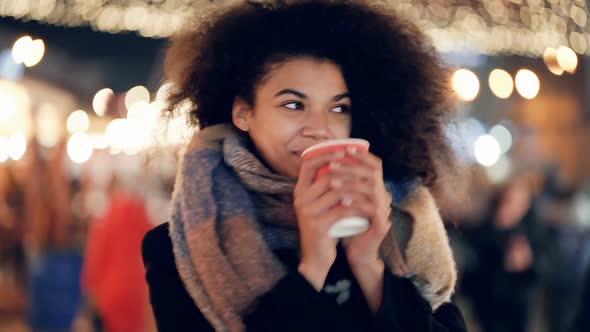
[332,92,351,102]
[274,89,350,102]
[274,89,307,99]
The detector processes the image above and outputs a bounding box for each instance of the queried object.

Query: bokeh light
[92,88,114,117]
[125,85,150,110]
[474,134,501,166]
[0,81,32,138]
[489,124,513,153]
[11,36,32,64]
[24,39,45,67]
[488,69,514,99]
[11,36,45,67]
[8,134,27,161]
[515,69,540,99]
[557,46,578,73]
[452,68,480,101]
[36,103,62,148]
[66,110,90,134]
[543,47,564,75]
[67,133,93,164]
[0,94,17,122]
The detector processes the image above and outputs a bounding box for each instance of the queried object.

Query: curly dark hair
[163,0,457,187]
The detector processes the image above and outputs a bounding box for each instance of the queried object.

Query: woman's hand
[330,148,392,267]
[329,147,392,313]
[294,150,367,290]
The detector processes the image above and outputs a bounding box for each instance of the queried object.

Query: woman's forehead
[257,58,348,95]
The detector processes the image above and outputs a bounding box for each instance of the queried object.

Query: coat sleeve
[142,223,342,332]
[142,224,215,332]
[369,270,468,332]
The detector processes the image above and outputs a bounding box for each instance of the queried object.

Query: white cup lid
[329,216,369,238]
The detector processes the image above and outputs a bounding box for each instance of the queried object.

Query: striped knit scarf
[169,124,457,332]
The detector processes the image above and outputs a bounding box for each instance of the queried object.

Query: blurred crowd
[0,137,174,332]
[451,166,590,332]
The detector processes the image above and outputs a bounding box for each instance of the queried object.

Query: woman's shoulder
[142,222,175,269]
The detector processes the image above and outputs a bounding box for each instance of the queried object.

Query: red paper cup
[301,138,370,238]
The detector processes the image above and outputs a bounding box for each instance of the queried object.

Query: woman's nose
[301,111,331,140]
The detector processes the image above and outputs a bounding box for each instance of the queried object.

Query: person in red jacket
[82,184,154,332]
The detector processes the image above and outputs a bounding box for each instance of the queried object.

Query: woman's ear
[232,98,252,132]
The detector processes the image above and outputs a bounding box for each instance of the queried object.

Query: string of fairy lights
[1,0,590,56]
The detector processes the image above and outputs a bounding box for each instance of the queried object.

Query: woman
[142,1,467,331]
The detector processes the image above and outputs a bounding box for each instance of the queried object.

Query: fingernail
[330,161,341,170]
[342,197,353,206]
[346,146,358,155]
[331,179,342,188]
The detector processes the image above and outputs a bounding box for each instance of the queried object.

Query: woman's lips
[291,146,314,157]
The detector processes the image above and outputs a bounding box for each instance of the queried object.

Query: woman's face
[233,57,352,177]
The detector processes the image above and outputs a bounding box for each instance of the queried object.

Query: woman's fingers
[294,175,333,207]
[305,190,374,217]
[329,162,374,183]
[330,176,374,198]
[296,151,346,189]
[346,148,383,175]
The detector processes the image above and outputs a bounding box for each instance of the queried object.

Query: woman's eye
[283,101,304,110]
[331,105,350,114]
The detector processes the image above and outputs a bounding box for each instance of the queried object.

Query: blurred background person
[0,162,28,326]
[81,176,154,332]
[460,176,545,332]
[24,138,84,332]
[538,170,590,332]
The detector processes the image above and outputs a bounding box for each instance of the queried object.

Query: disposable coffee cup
[301,138,370,238]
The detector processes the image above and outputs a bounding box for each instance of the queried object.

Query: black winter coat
[142,223,468,332]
